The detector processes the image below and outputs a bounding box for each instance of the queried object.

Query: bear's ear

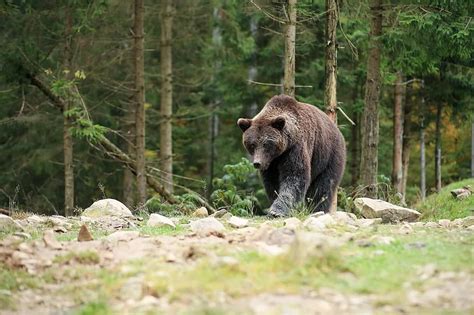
[237,118,252,132]
[271,116,285,131]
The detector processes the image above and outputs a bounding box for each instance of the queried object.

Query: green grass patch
[138,224,187,236]
[0,264,40,309]
[417,178,474,221]
[74,300,111,315]
[54,250,100,265]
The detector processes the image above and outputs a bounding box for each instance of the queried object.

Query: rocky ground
[0,199,473,315]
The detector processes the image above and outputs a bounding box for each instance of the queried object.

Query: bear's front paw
[267,203,289,218]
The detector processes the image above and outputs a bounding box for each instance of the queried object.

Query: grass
[417,178,474,221]
[54,250,101,265]
[0,264,40,309]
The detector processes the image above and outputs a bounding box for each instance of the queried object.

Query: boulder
[107,231,140,242]
[82,199,133,218]
[227,216,249,228]
[354,198,420,223]
[190,217,225,235]
[0,214,24,232]
[303,214,336,231]
[283,217,302,230]
[192,207,209,218]
[147,213,176,228]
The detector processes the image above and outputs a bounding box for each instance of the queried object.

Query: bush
[210,158,266,216]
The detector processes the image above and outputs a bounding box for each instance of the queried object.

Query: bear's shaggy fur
[237,95,346,216]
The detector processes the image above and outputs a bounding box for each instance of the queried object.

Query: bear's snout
[253,162,261,169]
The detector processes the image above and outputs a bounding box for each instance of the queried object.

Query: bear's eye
[264,140,275,149]
[246,143,256,154]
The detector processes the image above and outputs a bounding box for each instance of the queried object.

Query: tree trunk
[283,0,297,97]
[350,80,360,187]
[63,6,74,217]
[133,0,146,205]
[160,0,174,194]
[360,0,383,198]
[401,82,413,203]
[391,71,405,193]
[248,16,258,117]
[434,101,442,192]
[419,82,426,201]
[324,0,338,123]
[122,103,135,208]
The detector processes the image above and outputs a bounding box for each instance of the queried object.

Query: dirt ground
[0,213,473,315]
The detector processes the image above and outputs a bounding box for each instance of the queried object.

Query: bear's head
[237,116,288,171]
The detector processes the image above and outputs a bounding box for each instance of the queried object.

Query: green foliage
[418,178,474,221]
[211,158,265,216]
[145,193,201,215]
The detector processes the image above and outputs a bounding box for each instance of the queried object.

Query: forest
[0,0,472,215]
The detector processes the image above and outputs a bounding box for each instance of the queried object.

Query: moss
[54,250,100,265]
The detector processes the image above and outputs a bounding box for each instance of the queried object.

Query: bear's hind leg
[306,169,338,213]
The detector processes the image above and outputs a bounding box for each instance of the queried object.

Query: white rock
[332,211,357,225]
[425,222,439,228]
[43,230,62,249]
[227,216,249,228]
[192,207,209,218]
[147,213,176,228]
[438,219,451,228]
[309,211,325,218]
[0,214,24,231]
[190,217,225,235]
[303,214,336,231]
[356,218,382,228]
[27,215,46,224]
[410,222,425,228]
[283,217,302,230]
[461,216,474,227]
[354,198,421,223]
[82,199,133,218]
[107,231,140,242]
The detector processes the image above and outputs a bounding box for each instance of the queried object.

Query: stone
[410,222,425,228]
[227,216,249,228]
[398,223,414,234]
[107,231,140,242]
[43,230,62,249]
[303,214,336,231]
[190,217,225,235]
[309,211,325,218]
[438,219,451,228]
[82,199,133,218]
[78,224,94,242]
[460,216,474,227]
[356,218,382,228]
[0,214,24,232]
[372,235,395,245]
[27,215,46,224]
[332,211,357,225]
[283,217,302,230]
[354,198,421,223]
[425,222,439,228]
[13,232,31,240]
[192,207,209,218]
[147,213,176,228]
[211,209,228,218]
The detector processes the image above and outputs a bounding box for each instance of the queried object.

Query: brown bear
[237,94,346,216]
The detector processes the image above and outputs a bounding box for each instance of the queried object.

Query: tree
[63,5,74,216]
[434,100,442,192]
[160,0,174,194]
[360,0,383,198]
[324,0,338,123]
[419,81,426,201]
[391,71,405,194]
[283,0,297,97]
[133,0,146,205]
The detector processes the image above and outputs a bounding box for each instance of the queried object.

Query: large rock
[147,213,176,228]
[303,214,336,231]
[227,216,249,228]
[82,199,133,218]
[190,217,225,235]
[0,214,23,231]
[354,198,420,223]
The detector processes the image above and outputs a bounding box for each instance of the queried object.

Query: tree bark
[283,0,297,97]
[324,0,338,123]
[419,82,426,201]
[401,82,413,203]
[391,71,405,194]
[63,6,74,216]
[160,0,174,194]
[360,0,383,198]
[123,103,136,208]
[434,101,442,192]
[133,0,146,205]
[350,81,361,187]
